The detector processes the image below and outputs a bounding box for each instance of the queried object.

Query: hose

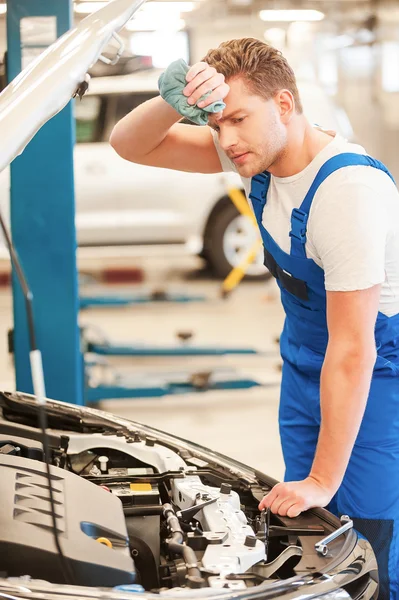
[163,503,205,588]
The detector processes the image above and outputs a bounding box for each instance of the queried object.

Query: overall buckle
[289,208,308,243]
[250,172,270,202]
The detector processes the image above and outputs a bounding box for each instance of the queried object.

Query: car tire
[203,198,272,281]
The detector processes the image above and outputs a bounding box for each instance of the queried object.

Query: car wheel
[204,200,271,280]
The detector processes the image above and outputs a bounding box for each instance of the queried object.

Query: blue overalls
[250,153,399,600]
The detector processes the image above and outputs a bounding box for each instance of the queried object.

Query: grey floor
[0,255,286,481]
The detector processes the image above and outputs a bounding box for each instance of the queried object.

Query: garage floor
[0,255,286,482]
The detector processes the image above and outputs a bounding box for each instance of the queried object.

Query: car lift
[221,187,264,299]
[7,0,84,405]
[80,289,207,310]
[7,0,271,404]
[83,325,262,357]
[84,357,266,403]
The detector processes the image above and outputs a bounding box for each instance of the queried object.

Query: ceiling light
[0,5,7,15]
[259,9,324,22]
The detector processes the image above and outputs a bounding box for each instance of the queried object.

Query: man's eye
[233,117,244,124]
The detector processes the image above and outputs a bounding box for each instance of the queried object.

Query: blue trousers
[280,361,399,600]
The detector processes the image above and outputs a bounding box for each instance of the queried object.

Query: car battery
[108,468,160,507]
[108,467,161,588]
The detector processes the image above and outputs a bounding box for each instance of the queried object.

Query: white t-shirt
[212,130,399,317]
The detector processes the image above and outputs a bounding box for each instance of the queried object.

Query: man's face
[208,77,288,178]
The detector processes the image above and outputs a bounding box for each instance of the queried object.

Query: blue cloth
[250,154,399,600]
[158,59,226,126]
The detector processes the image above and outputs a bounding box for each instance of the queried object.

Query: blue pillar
[7,0,83,405]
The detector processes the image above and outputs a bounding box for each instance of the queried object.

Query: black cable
[38,407,76,584]
[0,210,75,585]
[0,215,36,351]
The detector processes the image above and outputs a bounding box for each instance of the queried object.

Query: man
[110,38,399,598]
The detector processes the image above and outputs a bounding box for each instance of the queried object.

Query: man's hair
[203,38,303,114]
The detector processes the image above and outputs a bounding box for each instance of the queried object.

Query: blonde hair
[203,38,303,114]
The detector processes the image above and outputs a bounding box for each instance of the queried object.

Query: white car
[0,67,353,279]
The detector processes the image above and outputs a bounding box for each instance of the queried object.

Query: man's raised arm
[109,62,229,174]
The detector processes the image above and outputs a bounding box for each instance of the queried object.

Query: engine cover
[0,454,135,586]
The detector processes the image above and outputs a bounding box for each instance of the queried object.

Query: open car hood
[0,0,146,173]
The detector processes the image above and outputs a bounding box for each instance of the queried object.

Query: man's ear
[277,90,295,123]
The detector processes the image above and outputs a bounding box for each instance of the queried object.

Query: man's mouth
[231,152,250,165]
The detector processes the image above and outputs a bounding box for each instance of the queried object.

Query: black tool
[176,497,218,522]
[261,508,270,560]
[268,525,325,537]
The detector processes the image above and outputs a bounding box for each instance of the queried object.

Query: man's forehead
[208,107,244,127]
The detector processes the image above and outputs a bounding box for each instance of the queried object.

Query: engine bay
[0,391,376,598]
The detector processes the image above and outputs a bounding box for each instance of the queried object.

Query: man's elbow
[109,126,129,160]
[109,126,142,163]
[347,347,377,374]
[326,340,377,375]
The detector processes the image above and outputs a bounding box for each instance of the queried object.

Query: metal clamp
[315,515,353,556]
[99,32,125,66]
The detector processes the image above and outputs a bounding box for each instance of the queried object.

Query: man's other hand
[258,477,334,518]
[183,62,230,110]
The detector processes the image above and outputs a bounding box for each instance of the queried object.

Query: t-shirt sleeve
[210,129,237,173]
[308,180,387,292]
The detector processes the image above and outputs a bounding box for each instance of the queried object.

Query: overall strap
[290,153,396,258]
[249,172,271,225]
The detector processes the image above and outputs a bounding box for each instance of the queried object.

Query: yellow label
[130,483,152,492]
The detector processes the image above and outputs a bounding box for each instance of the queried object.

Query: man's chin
[236,163,261,178]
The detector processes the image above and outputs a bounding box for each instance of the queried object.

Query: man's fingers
[286,503,303,518]
[184,66,216,97]
[197,83,230,108]
[269,485,295,514]
[276,498,298,517]
[258,490,275,510]
[258,484,282,510]
[270,495,284,515]
[186,61,208,82]
[259,479,331,519]
[186,73,225,106]
[259,483,298,514]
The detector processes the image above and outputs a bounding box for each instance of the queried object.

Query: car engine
[0,391,378,599]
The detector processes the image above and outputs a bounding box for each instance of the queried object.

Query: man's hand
[258,477,334,518]
[183,62,230,110]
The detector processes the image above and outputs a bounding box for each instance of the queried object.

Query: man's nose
[219,127,238,152]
